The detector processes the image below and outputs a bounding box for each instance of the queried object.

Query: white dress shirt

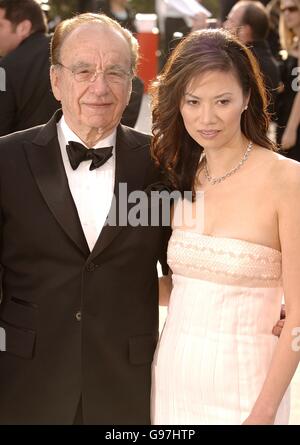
[57,116,116,252]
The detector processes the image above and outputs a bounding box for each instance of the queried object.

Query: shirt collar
[59,115,117,150]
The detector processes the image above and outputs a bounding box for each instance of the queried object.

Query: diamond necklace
[203,141,253,185]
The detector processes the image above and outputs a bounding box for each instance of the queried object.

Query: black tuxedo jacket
[0,111,170,424]
[0,33,60,136]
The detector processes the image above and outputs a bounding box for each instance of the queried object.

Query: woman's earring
[244,105,248,111]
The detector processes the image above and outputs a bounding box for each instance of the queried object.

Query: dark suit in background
[249,39,281,118]
[121,76,144,128]
[220,0,238,22]
[0,32,60,136]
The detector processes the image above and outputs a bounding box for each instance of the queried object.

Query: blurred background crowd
[1,0,300,163]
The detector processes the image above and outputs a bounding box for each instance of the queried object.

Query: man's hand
[272,304,286,337]
[159,272,173,306]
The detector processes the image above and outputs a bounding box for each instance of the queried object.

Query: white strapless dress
[151,230,290,425]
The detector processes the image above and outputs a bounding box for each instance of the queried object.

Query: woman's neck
[203,137,250,179]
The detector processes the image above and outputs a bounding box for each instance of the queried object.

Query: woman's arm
[159,270,173,307]
[281,91,300,149]
[281,51,300,149]
[244,162,300,425]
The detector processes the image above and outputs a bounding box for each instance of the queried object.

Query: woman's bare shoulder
[254,147,300,176]
[265,151,300,195]
[271,153,300,179]
[250,147,300,192]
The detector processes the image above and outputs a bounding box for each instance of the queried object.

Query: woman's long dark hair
[150,28,276,195]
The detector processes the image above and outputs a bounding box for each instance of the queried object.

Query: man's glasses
[280,6,299,13]
[56,63,131,84]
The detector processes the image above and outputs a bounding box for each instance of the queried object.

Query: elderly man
[0,13,169,425]
[0,0,59,136]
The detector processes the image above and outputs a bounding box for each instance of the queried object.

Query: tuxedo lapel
[23,111,90,256]
[89,125,150,262]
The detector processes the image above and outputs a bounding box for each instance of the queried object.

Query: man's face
[0,8,23,57]
[50,23,133,142]
[224,5,249,43]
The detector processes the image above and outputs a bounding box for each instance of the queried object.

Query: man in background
[0,0,59,136]
[225,0,281,118]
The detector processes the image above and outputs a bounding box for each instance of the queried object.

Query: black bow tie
[66,141,113,171]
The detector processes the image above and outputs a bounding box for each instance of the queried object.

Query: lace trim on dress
[168,230,282,288]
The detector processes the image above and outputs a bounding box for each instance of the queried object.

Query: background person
[276,0,300,160]
[0,0,60,136]
[225,0,281,120]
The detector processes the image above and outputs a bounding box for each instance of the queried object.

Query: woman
[150,28,300,425]
[277,0,300,160]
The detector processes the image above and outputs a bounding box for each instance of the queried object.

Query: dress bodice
[168,229,282,288]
